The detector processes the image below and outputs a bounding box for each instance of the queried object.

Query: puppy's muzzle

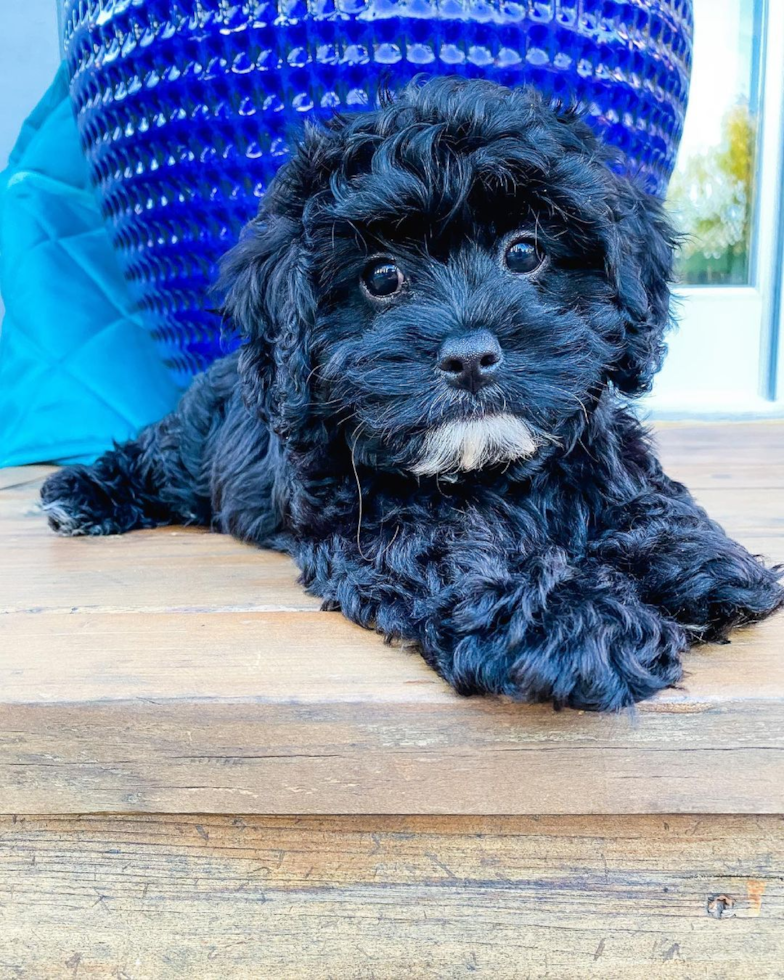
[437,330,503,394]
[412,413,538,477]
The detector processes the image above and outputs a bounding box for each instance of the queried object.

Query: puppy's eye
[362,260,404,299]
[504,238,545,275]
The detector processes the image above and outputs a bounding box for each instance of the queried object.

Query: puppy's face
[224,79,676,477]
[312,201,616,476]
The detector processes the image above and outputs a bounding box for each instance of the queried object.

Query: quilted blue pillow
[0,65,180,466]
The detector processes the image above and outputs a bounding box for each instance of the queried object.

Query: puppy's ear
[605,178,679,396]
[218,213,316,443]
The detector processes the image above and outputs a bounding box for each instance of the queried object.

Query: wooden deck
[1,422,783,977]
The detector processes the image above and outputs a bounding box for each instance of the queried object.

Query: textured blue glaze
[62,0,693,383]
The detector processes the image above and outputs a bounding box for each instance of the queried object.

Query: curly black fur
[41,78,783,711]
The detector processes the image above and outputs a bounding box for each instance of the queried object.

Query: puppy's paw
[445,577,688,711]
[41,467,124,536]
[693,561,784,641]
[513,610,686,711]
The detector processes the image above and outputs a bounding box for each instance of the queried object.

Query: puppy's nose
[437,330,503,393]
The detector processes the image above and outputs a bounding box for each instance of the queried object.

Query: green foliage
[667,103,755,284]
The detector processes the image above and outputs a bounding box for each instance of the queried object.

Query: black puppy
[42,78,783,710]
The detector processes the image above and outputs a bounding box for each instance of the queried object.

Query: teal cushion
[0,64,180,466]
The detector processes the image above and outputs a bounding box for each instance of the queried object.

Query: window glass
[667,0,760,285]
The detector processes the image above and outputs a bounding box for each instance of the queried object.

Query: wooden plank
[1,814,782,979]
[687,488,784,531]
[0,610,439,704]
[654,423,784,490]
[0,528,319,614]
[1,613,783,814]
[0,465,55,492]
[655,421,784,451]
[3,699,784,814]
[0,607,782,705]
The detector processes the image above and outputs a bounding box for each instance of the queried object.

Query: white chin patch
[411,413,538,477]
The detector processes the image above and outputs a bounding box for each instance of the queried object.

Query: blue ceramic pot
[62,0,693,384]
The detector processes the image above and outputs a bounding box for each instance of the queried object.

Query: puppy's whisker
[306,364,327,385]
[337,409,361,427]
[349,431,373,563]
[379,522,401,558]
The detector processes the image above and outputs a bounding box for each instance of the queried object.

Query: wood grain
[2,612,784,813]
[654,420,784,469]
[0,465,54,492]
[1,424,783,814]
[1,814,783,979]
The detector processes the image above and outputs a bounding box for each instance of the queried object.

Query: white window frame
[646,0,784,417]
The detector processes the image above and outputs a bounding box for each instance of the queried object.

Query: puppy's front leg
[297,533,686,711]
